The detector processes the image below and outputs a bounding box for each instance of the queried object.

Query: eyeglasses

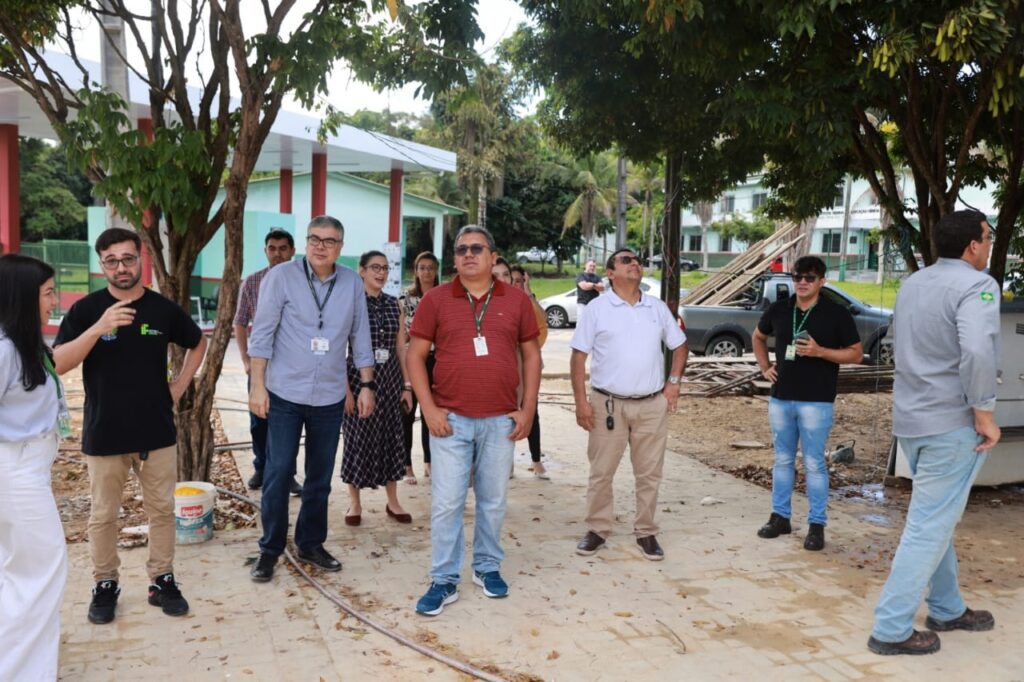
[365,264,390,273]
[306,235,341,249]
[615,255,639,265]
[100,255,139,270]
[454,244,488,257]
[792,274,820,283]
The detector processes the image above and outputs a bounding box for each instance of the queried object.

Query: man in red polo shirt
[407,225,541,616]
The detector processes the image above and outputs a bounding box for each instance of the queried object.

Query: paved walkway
[57,345,1024,680]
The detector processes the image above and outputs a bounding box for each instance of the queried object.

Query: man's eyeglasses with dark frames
[306,235,341,249]
[792,274,820,283]
[454,244,488,256]
[100,255,139,270]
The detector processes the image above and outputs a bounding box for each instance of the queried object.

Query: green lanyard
[41,352,63,400]
[792,302,816,339]
[467,282,495,336]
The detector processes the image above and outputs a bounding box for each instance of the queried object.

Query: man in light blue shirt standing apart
[868,210,1002,656]
[246,215,376,582]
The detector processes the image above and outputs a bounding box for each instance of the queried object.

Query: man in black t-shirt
[575,259,604,326]
[55,228,207,625]
[752,256,861,551]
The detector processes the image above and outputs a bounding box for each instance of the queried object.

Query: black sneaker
[296,545,342,572]
[88,579,120,624]
[804,523,825,551]
[148,573,189,616]
[247,470,263,490]
[757,513,792,539]
[290,478,303,497]
[576,531,606,556]
[250,553,277,582]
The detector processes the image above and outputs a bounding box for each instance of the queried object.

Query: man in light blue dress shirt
[246,215,375,581]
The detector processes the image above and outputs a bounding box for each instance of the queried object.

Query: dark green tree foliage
[19,138,89,241]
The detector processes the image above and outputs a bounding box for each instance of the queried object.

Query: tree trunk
[477,181,487,227]
[663,151,682,318]
[616,155,627,248]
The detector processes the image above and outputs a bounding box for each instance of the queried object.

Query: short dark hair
[265,229,294,248]
[359,250,387,268]
[0,254,55,390]
[933,210,988,259]
[455,224,496,251]
[95,227,141,255]
[605,248,636,271]
[308,215,344,239]
[793,255,826,278]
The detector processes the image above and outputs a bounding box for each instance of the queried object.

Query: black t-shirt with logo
[55,288,203,455]
[756,294,859,403]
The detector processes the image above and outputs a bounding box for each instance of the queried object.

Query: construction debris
[681,357,892,397]
[682,221,803,306]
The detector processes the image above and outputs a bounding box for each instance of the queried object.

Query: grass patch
[830,280,901,309]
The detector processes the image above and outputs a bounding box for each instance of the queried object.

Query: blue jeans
[247,376,268,472]
[871,426,986,642]
[258,391,343,557]
[428,413,515,585]
[768,398,834,526]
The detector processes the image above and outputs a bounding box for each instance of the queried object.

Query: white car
[540,277,684,328]
[516,247,557,264]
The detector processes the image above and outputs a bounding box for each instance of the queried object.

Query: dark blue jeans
[247,376,268,472]
[258,391,343,557]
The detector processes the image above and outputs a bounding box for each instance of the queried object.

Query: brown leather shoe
[386,505,412,524]
[867,630,940,656]
[636,535,664,561]
[575,531,605,556]
[925,608,995,632]
[345,510,361,527]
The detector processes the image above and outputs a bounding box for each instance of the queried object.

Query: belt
[594,387,661,401]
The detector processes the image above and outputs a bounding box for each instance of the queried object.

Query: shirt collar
[937,257,978,271]
[607,288,651,307]
[451,275,507,298]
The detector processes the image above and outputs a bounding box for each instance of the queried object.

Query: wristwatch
[667,375,681,385]
[359,380,377,392]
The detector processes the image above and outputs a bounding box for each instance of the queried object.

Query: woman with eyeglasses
[341,251,413,526]
[399,251,440,484]
[0,254,68,680]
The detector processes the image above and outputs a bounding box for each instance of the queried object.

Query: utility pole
[100,2,129,239]
[838,174,853,282]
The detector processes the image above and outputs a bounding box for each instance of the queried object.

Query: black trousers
[527,410,542,462]
[402,353,435,466]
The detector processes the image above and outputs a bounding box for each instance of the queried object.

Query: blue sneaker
[415,582,459,616]
[472,570,508,598]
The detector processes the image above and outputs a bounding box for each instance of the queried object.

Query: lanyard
[302,258,337,330]
[41,351,63,400]
[466,282,494,336]
[792,301,816,339]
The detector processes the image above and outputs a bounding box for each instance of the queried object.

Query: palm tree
[561,152,621,259]
[628,161,663,262]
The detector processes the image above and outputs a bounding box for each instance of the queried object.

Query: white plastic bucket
[174,481,216,545]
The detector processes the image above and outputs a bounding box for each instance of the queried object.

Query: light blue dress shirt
[0,335,59,442]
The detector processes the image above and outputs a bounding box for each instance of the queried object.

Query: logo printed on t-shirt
[980,291,995,302]
[140,323,164,336]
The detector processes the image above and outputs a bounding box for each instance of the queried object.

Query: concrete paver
[56,342,1024,680]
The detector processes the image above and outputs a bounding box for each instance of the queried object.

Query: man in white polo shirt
[569,247,688,560]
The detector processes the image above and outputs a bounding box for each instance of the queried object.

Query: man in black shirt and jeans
[55,228,207,623]
[752,256,861,551]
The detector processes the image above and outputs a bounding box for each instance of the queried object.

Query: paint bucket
[174,481,216,545]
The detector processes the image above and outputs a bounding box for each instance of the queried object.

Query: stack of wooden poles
[680,356,893,397]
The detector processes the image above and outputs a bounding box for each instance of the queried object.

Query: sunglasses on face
[306,235,341,249]
[101,255,139,270]
[365,264,390,273]
[454,244,488,257]
[792,274,820,283]
[615,254,639,265]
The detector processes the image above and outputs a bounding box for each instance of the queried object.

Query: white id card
[311,337,330,355]
[374,348,390,363]
[473,335,489,357]
[785,344,796,361]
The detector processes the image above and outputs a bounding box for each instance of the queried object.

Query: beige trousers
[585,390,668,538]
[87,445,177,581]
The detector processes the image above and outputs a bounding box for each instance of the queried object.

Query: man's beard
[109,271,141,290]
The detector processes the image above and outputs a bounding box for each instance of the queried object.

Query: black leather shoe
[757,513,792,539]
[297,546,342,572]
[803,523,825,551]
[576,531,606,556]
[250,553,277,582]
[247,470,263,490]
[289,478,303,497]
[636,535,665,561]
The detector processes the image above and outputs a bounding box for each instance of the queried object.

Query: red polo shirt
[410,276,540,417]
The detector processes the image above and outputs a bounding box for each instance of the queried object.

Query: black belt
[594,387,661,401]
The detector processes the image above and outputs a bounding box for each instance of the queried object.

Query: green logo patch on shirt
[980,291,995,302]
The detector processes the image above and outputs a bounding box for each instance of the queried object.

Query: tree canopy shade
[0,0,482,480]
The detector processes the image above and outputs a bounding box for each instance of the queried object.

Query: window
[822,232,842,253]
[834,189,845,207]
[720,236,732,252]
[849,235,858,245]
[775,284,791,300]
[688,235,702,251]
[752,193,767,209]
[720,195,735,212]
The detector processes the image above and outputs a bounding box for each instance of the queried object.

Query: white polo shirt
[570,288,686,396]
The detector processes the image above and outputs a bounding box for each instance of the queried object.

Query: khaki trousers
[87,445,177,581]
[585,390,668,538]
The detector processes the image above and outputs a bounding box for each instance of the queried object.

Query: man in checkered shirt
[232,229,301,494]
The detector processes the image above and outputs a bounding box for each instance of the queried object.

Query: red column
[388,167,403,242]
[0,124,20,254]
[280,168,293,214]
[311,153,327,218]
[136,119,155,286]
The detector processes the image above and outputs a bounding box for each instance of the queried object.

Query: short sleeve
[517,293,540,343]
[409,290,438,342]
[570,300,597,353]
[233,276,255,327]
[660,302,686,349]
[756,303,777,336]
[0,339,17,399]
[55,299,90,347]
[170,299,203,349]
